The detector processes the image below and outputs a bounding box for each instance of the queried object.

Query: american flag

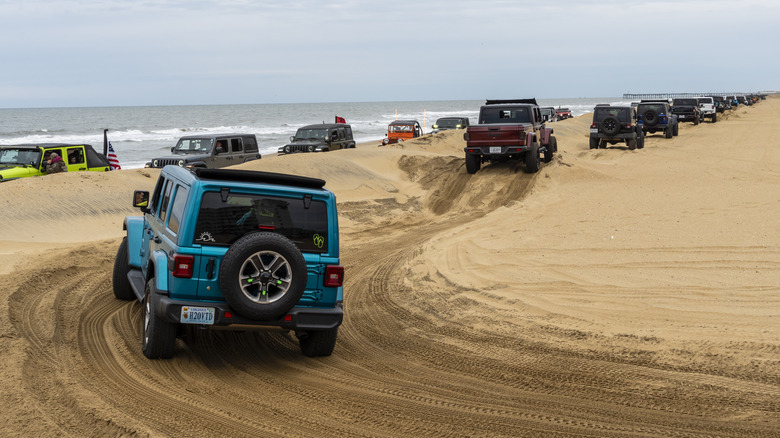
[107,142,121,170]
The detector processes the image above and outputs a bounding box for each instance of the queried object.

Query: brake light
[172,254,194,278]
[257,225,275,230]
[591,123,597,128]
[324,265,344,287]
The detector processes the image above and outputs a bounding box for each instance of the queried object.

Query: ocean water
[0,97,629,169]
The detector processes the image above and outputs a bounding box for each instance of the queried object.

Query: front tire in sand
[219,233,307,320]
[544,136,557,163]
[525,143,540,173]
[142,279,177,359]
[112,237,135,301]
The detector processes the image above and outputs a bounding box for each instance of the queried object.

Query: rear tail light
[172,254,195,278]
[591,123,597,128]
[324,265,344,287]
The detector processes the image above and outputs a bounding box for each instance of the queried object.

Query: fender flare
[151,249,170,293]
[124,216,145,268]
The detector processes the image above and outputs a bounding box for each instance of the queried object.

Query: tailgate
[466,125,527,147]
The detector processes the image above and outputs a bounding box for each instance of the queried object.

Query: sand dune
[0,99,777,436]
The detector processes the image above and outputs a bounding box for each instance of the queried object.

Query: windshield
[436,119,461,128]
[294,128,328,140]
[389,124,415,133]
[174,138,213,154]
[480,107,530,124]
[674,99,698,106]
[0,148,41,166]
[595,108,629,122]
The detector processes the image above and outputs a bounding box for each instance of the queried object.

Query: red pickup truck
[463,99,558,174]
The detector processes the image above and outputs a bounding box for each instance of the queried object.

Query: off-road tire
[628,137,637,150]
[298,327,339,357]
[543,136,557,163]
[219,232,307,320]
[465,153,480,174]
[142,279,177,359]
[112,237,136,301]
[665,127,673,139]
[524,143,540,173]
[601,116,621,136]
[693,115,699,126]
[712,113,717,123]
[589,137,599,150]
[637,132,645,149]
[673,123,679,136]
[643,110,658,127]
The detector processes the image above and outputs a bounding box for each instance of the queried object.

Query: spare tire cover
[600,116,621,136]
[643,109,658,126]
[219,232,307,320]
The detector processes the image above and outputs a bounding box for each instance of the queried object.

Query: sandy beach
[0,98,777,437]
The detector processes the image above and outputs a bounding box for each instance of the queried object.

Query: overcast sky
[1,0,777,108]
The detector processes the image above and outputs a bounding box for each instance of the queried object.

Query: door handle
[153,236,161,244]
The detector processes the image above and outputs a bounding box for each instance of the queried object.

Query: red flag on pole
[335,116,346,124]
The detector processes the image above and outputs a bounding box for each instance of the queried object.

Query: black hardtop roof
[0,143,92,149]
[485,98,538,106]
[639,99,670,103]
[193,168,326,189]
[595,105,632,109]
[389,120,419,125]
[178,133,256,140]
[436,116,468,121]
[298,123,351,130]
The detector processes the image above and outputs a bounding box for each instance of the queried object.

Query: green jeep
[0,143,111,182]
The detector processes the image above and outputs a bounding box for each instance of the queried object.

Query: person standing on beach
[43,152,67,174]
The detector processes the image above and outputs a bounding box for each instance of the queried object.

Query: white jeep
[697,97,717,123]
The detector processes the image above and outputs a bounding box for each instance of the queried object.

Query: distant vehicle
[145,134,261,169]
[540,107,557,122]
[463,98,558,174]
[555,107,572,120]
[382,120,423,145]
[0,143,110,182]
[279,123,356,154]
[696,97,717,123]
[431,117,470,134]
[589,105,644,150]
[637,100,679,138]
[671,98,702,125]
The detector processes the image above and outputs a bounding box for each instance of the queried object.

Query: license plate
[590,128,598,133]
[181,306,215,325]
[489,147,502,154]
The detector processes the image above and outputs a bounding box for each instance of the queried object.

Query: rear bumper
[153,293,343,331]
[464,145,531,156]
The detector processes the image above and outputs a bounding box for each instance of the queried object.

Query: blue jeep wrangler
[636,100,679,138]
[112,166,344,359]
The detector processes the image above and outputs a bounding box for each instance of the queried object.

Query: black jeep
[637,100,679,138]
[672,98,702,125]
[279,123,356,154]
[589,105,644,150]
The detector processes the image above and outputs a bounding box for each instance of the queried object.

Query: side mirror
[290,136,295,142]
[171,147,175,153]
[133,190,150,209]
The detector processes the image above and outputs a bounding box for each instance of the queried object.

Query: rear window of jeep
[194,191,329,253]
[595,108,629,121]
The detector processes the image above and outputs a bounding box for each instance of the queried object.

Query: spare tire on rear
[643,110,658,126]
[600,116,621,136]
[219,232,307,320]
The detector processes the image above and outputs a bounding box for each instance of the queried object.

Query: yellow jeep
[0,143,111,182]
